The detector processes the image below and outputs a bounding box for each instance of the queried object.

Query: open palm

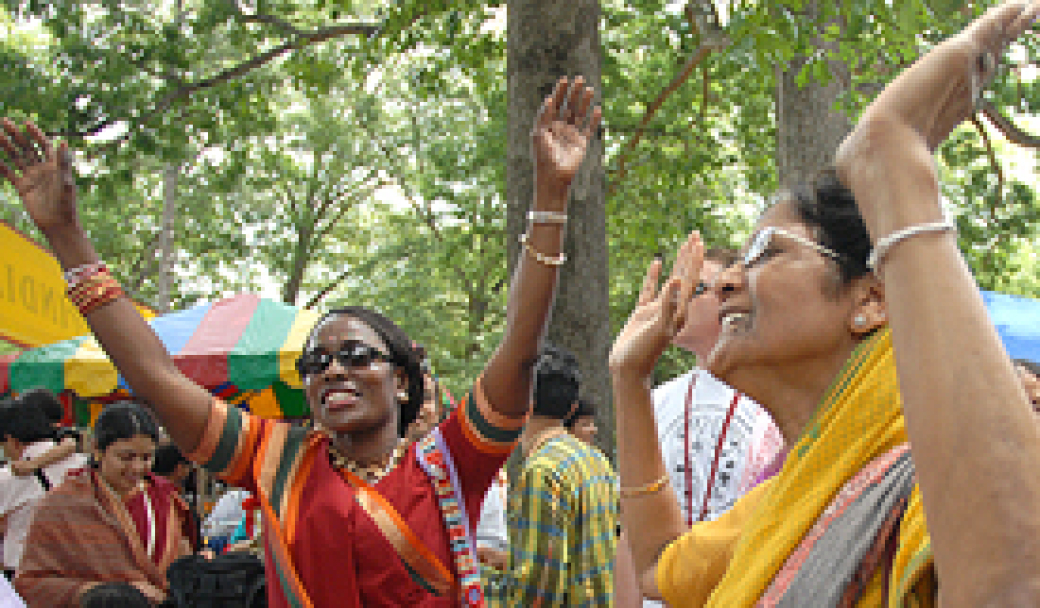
[532,76,602,191]
[0,119,79,232]
[609,232,705,380]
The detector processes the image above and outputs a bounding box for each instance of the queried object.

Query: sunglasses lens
[297,351,325,377]
[342,346,375,368]
[298,343,388,377]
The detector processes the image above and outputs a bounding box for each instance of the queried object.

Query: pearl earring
[397,391,408,401]
[854,315,867,328]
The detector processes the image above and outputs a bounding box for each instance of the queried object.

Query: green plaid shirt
[488,432,618,607]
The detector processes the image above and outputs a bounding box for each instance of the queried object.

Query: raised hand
[531,76,602,197]
[852,1,1038,153]
[0,119,80,234]
[609,231,704,380]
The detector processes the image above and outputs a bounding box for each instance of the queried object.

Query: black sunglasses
[296,341,393,378]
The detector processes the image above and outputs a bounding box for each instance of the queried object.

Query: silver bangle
[867,220,955,272]
[518,233,566,266]
[527,210,568,224]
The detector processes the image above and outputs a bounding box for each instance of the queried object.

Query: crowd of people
[0,2,1037,606]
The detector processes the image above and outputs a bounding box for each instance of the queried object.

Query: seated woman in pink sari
[17,403,196,606]
[0,76,601,607]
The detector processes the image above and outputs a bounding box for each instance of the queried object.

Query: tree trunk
[507,0,612,457]
[775,7,852,187]
[156,164,178,313]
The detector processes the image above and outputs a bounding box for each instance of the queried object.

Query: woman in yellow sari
[610,2,1040,606]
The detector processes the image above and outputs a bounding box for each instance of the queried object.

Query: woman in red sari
[0,76,601,607]
[16,403,196,606]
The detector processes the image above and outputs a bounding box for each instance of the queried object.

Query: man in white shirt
[615,247,784,607]
[0,396,87,577]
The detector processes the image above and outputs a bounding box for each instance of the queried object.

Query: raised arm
[834,2,1040,604]
[607,232,704,597]
[481,76,602,417]
[0,121,212,453]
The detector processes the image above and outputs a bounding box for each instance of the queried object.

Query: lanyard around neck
[683,372,741,525]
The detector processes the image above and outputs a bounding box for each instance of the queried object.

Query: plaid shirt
[489,432,618,607]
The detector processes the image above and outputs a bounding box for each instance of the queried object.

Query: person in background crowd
[0,397,87,579]
[9,388,82,477]
[405,346,447,444]
[488,345,619,607]
[0,570,25,608]
[474,467,509,576]
[201,485,250,555]
[153,442,202,552]
[611,4,1040,604]
[16,402,195,606]
[563,397,600,446]
[614,247,783,608]
[0,75,600,607]
[1014,359,1039,415]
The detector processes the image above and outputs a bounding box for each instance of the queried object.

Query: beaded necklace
[328,438,408,484]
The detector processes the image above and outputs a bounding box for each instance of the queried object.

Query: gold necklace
[328,438,408,484]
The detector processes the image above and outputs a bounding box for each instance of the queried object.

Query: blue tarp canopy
[983,290,1040,365]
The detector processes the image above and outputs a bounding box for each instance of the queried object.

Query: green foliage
[0,0,1036,398]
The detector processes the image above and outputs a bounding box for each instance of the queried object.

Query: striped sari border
[259,497,313,608]
[269,427,309,519]
[349,470,454,596]
[459,381,526,455]
[186,399,229,467]
[206,405,244,475]
[281,435,321,546]
[258,424,290,506]
[224,414,262,484]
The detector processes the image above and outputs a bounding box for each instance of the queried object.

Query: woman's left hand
[609,232,704,380]
[531,76,601,199]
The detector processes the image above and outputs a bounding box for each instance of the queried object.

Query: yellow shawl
[658,329,937,607]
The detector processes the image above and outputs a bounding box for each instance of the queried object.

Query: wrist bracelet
[64,261,107,289]
[867,220,955,272]
[527,210,568,224]
[619,473,670,499]
[519,233,566,267]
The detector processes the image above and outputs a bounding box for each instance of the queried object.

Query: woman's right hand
[0,119,81,235]
[609,231,704,380]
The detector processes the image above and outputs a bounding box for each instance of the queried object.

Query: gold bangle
[518,233,566,267]
[619,473,670,499]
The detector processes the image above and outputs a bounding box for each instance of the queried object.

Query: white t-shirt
[0,570,26,607]
[475,471,509,553]
[0,440,88,570]
[203,488,251,540]
[642,368,783,607]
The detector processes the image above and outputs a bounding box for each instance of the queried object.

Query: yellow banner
[0,221,153,347]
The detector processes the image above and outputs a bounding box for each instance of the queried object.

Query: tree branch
[979,100,1040,149]
[608,0,730,196]
[971,114,1005,206]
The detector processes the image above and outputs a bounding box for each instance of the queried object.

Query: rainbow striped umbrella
[1,294,321,419]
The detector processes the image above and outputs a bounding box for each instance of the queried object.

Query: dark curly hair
[777,167,872,287]
[305,307,424,437]
[533,344,582,420]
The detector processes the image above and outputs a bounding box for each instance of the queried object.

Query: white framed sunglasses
[740,226,844,268]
